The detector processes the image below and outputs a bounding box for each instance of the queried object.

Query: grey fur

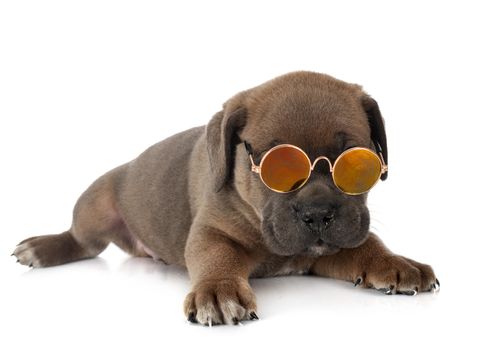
[13,71,438,326]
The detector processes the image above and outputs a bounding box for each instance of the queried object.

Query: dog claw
[354,277,363,287]
[378,288,392,295]
[436,279,440,288]
[250,312,259,320]
[433,280,440,292]
[232,317,239,325]
[398,289,417,296]
[397,291,413,296]
[187,312,197,323]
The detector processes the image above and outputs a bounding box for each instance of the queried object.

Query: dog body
[13,72,438,325]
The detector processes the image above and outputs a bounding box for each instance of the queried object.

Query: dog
[13,71,439,326]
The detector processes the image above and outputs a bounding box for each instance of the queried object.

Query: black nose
[293,202,335,231]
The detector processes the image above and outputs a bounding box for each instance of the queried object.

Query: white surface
[1,1,501,349]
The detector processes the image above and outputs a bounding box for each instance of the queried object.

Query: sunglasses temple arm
[370,140,387,174]
[378,151,389,174]
[244,141,261,173]
[249,155,261,173]
[379,154,388,174]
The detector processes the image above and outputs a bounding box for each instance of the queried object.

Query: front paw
[353,255,439,295]
[183,278,258,326]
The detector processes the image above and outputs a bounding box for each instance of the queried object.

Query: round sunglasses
[244,142,388,195]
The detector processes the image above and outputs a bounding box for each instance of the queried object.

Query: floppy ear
[206,95,248,192]
[362,96,388,180]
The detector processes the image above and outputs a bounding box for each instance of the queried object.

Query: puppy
[13,71,438,325]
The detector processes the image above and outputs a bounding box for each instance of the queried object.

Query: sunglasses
[244,142,388,195]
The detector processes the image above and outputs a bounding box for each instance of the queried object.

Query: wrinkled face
[233,82,379,257]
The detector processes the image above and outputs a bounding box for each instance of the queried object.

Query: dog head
[206,71,387,257]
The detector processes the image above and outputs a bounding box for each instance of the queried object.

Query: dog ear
[362,96,388,180]
[206,93,248,192]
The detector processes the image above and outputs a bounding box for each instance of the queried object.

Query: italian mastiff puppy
[13,71,439,325]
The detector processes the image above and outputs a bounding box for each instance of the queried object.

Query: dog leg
[311,233,439,294]
[183,228,258,326]
[13,167,147,268]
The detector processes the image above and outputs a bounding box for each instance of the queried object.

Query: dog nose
[293,202,335,231]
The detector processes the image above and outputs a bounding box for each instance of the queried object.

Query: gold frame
[247,143,388,195]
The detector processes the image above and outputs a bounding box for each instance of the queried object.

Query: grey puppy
[13,71,438,326]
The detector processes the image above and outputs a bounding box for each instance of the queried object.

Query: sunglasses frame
[245,142,388,195]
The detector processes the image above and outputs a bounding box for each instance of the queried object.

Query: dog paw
[353,255,439,295]
[12,233,86,268]
[12,236,45,268]
[183,278,258,326]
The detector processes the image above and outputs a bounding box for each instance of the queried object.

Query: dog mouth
[301,238,340,257]
[263,219,342,257]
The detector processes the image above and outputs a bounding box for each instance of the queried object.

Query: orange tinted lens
[260,146,311,192]
[333,148,382,194]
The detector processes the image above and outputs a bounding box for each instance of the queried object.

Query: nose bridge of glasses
[310,156,334,172]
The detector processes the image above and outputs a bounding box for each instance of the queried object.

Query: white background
[1,1,501,349]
